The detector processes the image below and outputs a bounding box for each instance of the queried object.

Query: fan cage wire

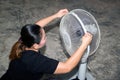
[60,9,101,56]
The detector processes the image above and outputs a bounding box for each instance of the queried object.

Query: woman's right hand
[81,32,93,46]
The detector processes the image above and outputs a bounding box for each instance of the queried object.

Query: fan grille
[60,9,100,56]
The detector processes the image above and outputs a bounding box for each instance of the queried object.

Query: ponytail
[9,24,41,60]
[9,41,26,61]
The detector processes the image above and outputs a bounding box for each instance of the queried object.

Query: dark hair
[21,24,41,48]
[9,24,41,60]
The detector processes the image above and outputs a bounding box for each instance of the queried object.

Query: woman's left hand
[55,9,69,18]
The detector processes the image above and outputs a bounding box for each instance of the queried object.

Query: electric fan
[59,9,100,80]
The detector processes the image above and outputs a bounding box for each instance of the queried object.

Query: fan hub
[76,30,82,37]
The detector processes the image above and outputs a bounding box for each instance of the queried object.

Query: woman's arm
[54,33,93,74]
[35,9,68,27]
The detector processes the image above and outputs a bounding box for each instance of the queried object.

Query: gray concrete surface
[0,0,120,80]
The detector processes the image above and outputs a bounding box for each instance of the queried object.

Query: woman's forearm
[54,44,87,74]
[35,14,57,27]
[35,9,68,27]
[64,44,87,71]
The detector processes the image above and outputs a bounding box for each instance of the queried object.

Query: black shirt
[0,50,59,80]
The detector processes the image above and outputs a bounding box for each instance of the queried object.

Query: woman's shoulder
[21,50,46,59]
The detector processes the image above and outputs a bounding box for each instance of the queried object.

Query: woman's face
[38,28,47,48]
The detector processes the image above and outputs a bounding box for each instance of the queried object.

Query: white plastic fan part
[60,9,101,56]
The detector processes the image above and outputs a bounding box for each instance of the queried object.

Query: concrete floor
[0,0,120,80]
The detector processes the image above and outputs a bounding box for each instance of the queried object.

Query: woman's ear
[33,43,40,50]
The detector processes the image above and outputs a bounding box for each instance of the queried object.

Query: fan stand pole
[78,46,90,80]
[78,46,95,80]
[78,62,87,80]
[70,12,95,80]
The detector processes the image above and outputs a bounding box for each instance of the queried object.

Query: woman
[0,9,92,80]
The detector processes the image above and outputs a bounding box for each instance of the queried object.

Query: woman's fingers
[55,9,69,18]
[82,32,93,46]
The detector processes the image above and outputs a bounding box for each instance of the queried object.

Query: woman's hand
[55,9,69,18]
[81,32,93,46]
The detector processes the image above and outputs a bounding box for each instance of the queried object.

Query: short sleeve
[28,53,59,74]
